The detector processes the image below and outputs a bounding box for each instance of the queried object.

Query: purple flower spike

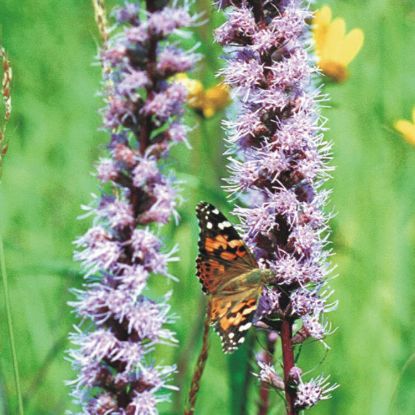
[216,0,336,412]
[68,1,197,413]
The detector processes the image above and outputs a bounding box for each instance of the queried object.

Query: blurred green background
[0,0,414,414]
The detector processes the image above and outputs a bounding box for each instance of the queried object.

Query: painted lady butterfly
[196,202,273,353]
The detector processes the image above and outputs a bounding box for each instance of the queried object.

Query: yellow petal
[191,84,230,118]
[314,5,332,28]
[205,84,230,108]
[319,60,348,82]
[394,120,415,145]
[338,28,364,65]
[313,6,332,56]
[202,105,215,118]
[176,75,204,99]
[189,81,205,97]
[321,18,346,61]
[175,73,188,81]
[188,91,206,110]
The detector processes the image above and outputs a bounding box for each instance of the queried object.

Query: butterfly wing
[210,287,262,353]
[196,202,261,353]
[196,202,257,294]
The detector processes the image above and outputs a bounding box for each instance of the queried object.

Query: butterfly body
[196,202,273,353]
[213,269,266,295]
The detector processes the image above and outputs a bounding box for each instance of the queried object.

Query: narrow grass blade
[0,237,24,415]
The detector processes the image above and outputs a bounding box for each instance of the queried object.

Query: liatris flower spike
[67,2,197,414]
[394,107,415,146]
[313,5,364,82]
[216,1,337,413]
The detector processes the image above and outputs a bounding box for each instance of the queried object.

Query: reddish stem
[247,2,299,413]
[280,319,298,415]
[249,0,264,23]
[98,2,162,406]
[258,384,270,415]
[173,294,206,411]
[146,0,162,13]
[185,303,211,415]
[139,0,159,154]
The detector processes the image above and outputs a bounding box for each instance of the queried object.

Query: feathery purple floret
[216,0,336,410]
[68,2,197,413]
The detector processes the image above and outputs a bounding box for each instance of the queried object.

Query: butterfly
[196,202,272,353]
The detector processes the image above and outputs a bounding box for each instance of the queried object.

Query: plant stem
[0,237,24,415]
[195,0,217,73]
[249,0,264,24]
[138,0,160,154]
[185,303,211,415]
[173,294,206,411]
[249,5,299,412]
[389,351,415,411]
[91,0,109,43]
[227,333,255,415]
[280,319,297,415]
[23,333,67,406]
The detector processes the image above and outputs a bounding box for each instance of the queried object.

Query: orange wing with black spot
[196,202,257,294]
[196,202,261,353]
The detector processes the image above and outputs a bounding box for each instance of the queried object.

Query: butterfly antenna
[184,301,211,415]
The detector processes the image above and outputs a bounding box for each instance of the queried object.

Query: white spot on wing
[206,222,213,229]
[238,322,252,332]
[218,221,232,230]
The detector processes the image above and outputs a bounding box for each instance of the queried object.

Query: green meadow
[0,0,414,413]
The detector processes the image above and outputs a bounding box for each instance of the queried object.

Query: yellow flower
[199,83,231,118]
[176,73,231,118]
[313,5,364,82]
[394,108,415,146]
[175,73,204,101]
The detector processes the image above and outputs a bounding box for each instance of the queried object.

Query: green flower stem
[0,236,24,415]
